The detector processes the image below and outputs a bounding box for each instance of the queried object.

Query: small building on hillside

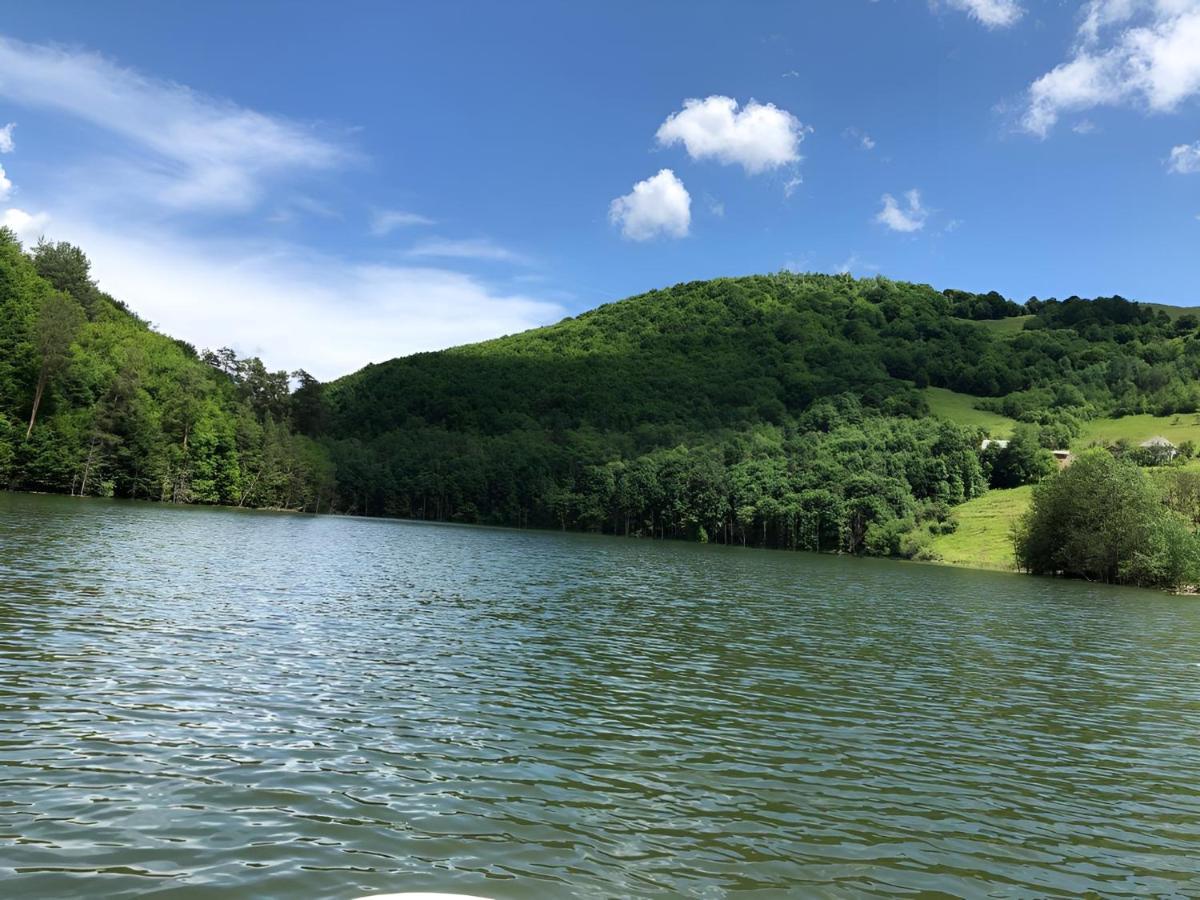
[1139,435,1178,463]
[1051,449,1073,469]
[980,439,1009,451]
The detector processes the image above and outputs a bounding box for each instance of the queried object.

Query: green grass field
[953,315,1035,336]
[1074,413,1200,450]
[928,486,1031,571]
[922,387,1016,436]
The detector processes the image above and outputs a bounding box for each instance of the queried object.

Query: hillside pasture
[922,387,1016,436]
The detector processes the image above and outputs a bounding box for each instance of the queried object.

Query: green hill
[7,225,1200,567]
[322,274,1200,554]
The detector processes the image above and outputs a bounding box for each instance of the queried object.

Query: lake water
[1,493,1199,898]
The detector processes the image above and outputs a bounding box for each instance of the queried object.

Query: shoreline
[7,487,1183,594]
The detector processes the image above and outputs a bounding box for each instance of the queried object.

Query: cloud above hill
[656,96,806,175]
[609,169,691,241]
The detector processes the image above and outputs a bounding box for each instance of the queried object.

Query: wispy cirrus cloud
[0,35,562,377]
[370,208,435,236]
[406,237,529,264]
[0,123,14,153]
[0,34,349,213]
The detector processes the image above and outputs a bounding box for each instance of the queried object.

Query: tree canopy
[1014,450,1200,589]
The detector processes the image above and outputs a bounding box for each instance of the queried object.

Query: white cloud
[0,38,562,379]
[655,96,806,174]
[608,169,691,241]
[1072,118,1099,133]
[370,208,434,235]
[52,219,560,379]
[406,237,528,263]
[942,0,1024,28]
[1,207,50,245]
[0,163,10,200]
[1169,141,1200,172]
[843,127,876,150]
[0,123,14,153]
[0,35,347,212]
[783,176,803,197]
[1022,1,1200,136]
[836,253,881,275]
[875,189,929,232]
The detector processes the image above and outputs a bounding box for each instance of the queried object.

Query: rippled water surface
[2,494,1200,898]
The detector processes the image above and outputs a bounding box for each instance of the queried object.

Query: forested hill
[5,223,1200,561]
[327,276,1021,440]
[321,272,1200,553]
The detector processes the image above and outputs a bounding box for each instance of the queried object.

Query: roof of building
[1140,436,1176,448]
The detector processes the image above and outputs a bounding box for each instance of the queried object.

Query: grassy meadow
[928,486,1032,571]
[923,387,1016,436]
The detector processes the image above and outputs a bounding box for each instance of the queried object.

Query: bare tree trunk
[80,435,98,496]
[25,371,47,440]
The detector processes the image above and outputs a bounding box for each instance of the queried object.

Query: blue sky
[0,0,1198,378]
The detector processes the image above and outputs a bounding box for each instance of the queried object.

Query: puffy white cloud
[370,209,434,235]
[608,169,691,241]
[1,207,50,245]
[0,35,347,212]
[1169,141,1200,172]
[875,189,929,232]
[1022,1,1200,136]
[0,123,14,153]
[0,163,10,200]
[405,237,528,263]
[942,0,1024,28]
[50,219,561,379]
[655,96,806,174]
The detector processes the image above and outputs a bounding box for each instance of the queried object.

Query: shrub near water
[1013,449,1200,589]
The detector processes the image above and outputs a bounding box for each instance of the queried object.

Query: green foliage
[983,425,1056,489]
[1014,449,1200,588]
[0,229,332,511]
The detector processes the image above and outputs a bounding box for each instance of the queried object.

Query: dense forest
[0,229,333,510]
[5,224,1200,579]
[321,269,1200,557]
